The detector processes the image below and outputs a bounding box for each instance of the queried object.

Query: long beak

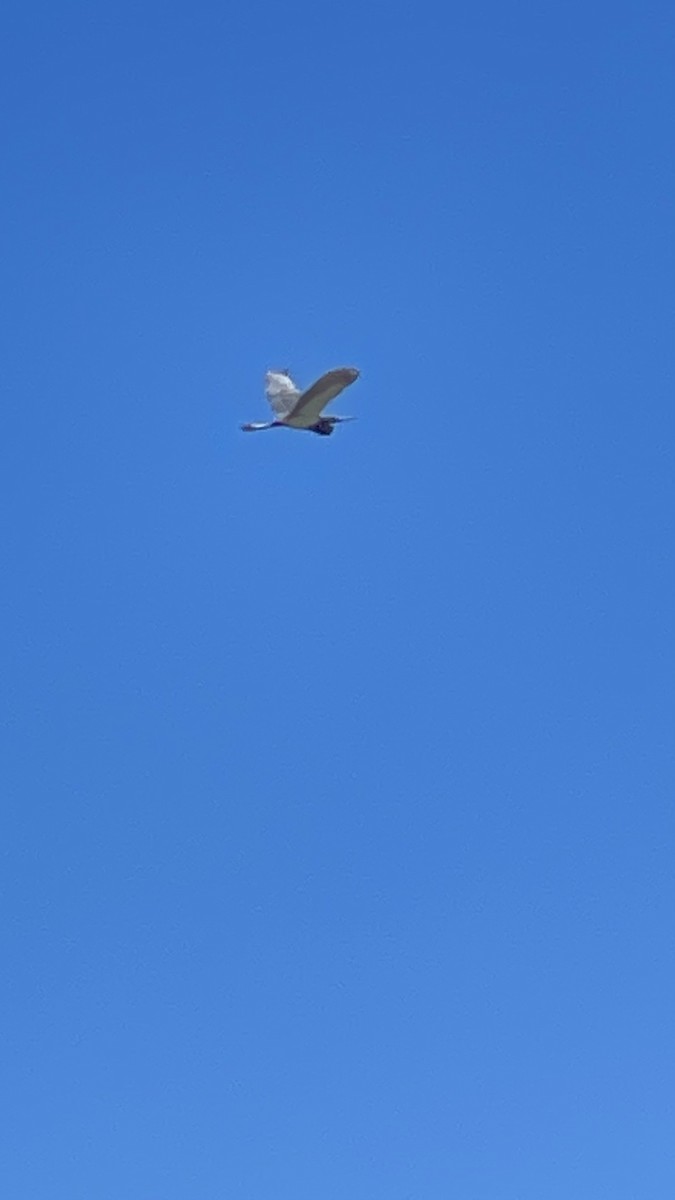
[334,416,357,423]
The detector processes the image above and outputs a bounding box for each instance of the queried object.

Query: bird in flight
[241,367,360,436]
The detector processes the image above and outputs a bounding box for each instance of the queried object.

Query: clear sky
[2,1,674,1196]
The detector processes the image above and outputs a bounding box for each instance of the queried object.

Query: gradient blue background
[2,1,674,1196]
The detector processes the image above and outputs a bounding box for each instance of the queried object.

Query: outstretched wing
[264,371,301,418]
[289,367,360,426]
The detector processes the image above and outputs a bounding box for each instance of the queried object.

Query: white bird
[241,367,360,437]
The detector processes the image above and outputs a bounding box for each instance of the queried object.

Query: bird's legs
[307,416,356,436]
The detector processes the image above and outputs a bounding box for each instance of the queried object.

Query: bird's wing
[264,371,301,417]
[290,368,360,424]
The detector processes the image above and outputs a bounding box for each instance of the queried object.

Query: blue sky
[2,1,674,1196]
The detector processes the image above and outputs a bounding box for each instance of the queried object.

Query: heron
[241,367,360,436]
